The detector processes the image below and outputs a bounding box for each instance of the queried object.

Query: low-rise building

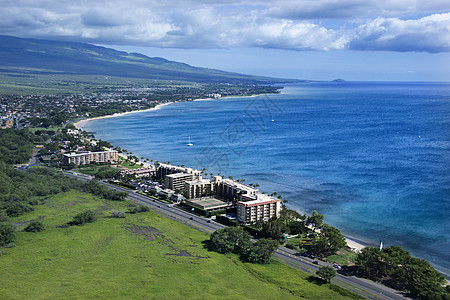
[120,166,156,178]
[63,150,118,165]
[237,194,281,224]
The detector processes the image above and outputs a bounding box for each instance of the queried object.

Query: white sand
[345,237,366,252]
[74,102,173,130]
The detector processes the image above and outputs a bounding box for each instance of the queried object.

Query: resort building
[215,177,258,201]
[237,194,281,224]
[155,162,202,179]
[120,166,157,178]
[184,177,217,199]
[63,150,118,165]
[165,173,194,190]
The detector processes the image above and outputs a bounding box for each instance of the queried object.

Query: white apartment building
[237,194,281,224]
[63,150,118,165]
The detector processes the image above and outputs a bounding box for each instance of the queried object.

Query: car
[153,199,156,202]
[157,205,161,208]
[189,217,193,220]
[206,220,211,223]
[312,261,319,265]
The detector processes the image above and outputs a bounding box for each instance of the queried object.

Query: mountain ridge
[0,35,295,84]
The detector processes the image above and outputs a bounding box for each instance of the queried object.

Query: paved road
[275,248,408,300]
[63,171,408,300]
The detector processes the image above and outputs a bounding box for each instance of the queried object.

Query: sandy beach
[345,237,366,252]
[74,101,174,130]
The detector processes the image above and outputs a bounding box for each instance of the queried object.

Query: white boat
[187,136,193,146]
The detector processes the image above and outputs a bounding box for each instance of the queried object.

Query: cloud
[0,0,449,53]
[350,13,450,53]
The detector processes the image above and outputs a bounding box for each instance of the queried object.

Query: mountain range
[0,35,292,84]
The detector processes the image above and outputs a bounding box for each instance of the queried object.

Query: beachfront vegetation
[0,190,358,299]
[356,246,449,299]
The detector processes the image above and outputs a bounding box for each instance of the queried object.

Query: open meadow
[0,190,359,299]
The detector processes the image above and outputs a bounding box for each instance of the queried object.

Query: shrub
[24,221,45,232]
[129,205,150,214]
[111,210,126,218]
[0,223,15,246]
[0,211,9,223]
[5,202,33,217]
[71,210,96,225]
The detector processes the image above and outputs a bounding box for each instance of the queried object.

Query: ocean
[81,82,450,277]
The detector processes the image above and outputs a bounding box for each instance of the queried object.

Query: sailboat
[187,136,193,146]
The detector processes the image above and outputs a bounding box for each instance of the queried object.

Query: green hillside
[0,35,292,84]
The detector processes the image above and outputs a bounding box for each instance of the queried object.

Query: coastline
[73,93,369,254]
[74,92,273,130]
[74,101,173,130]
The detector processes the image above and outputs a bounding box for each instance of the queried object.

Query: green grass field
[1,190,359,299]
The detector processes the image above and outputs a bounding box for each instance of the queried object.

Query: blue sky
[1,0,449,81]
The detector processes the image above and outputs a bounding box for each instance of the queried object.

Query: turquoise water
[82,82,450,276]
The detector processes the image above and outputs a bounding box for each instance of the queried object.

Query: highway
[63,171,408,300]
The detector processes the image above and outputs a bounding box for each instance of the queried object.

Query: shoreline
[74,92,274,130]
[74,101,173,130]
[73,93,369,254]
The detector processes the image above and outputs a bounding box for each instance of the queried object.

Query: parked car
[312,261,319,265]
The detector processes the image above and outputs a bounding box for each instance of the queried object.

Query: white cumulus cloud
[350,13,450,52]
[0,0,449,53]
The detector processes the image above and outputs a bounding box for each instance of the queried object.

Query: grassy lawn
[327,250,358,266]
[1,190,358,299]
[117,158,145,169]
[75,165,118,176]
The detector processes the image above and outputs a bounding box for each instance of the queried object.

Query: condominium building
[155,162,202,179]
[120,166,157,178]
[63,150,118,165]
[165,173,194,190]
[237,194,281,224]
[215,177,258,201]
[184,177,216,199]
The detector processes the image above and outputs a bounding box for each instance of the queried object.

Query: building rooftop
[237,194,281,207]
[166,172,195,179]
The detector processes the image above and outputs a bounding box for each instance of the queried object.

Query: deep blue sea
[82,82,450,277]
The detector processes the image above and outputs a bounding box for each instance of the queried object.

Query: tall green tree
[307,210,324,230]
[208,227,251,254]
[316,266,337,283]
[310,224,346,258]
[241,238,279,264]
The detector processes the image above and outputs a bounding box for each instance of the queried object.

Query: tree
[208,227,251,254]
[310,224,346,258]
[316,266,337,283]
[307,210,324,230]
[241,238,279,264]
[289,221,308,235]
[261,221,286,241]
[0,223,15,246]
[356,246,448,299]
